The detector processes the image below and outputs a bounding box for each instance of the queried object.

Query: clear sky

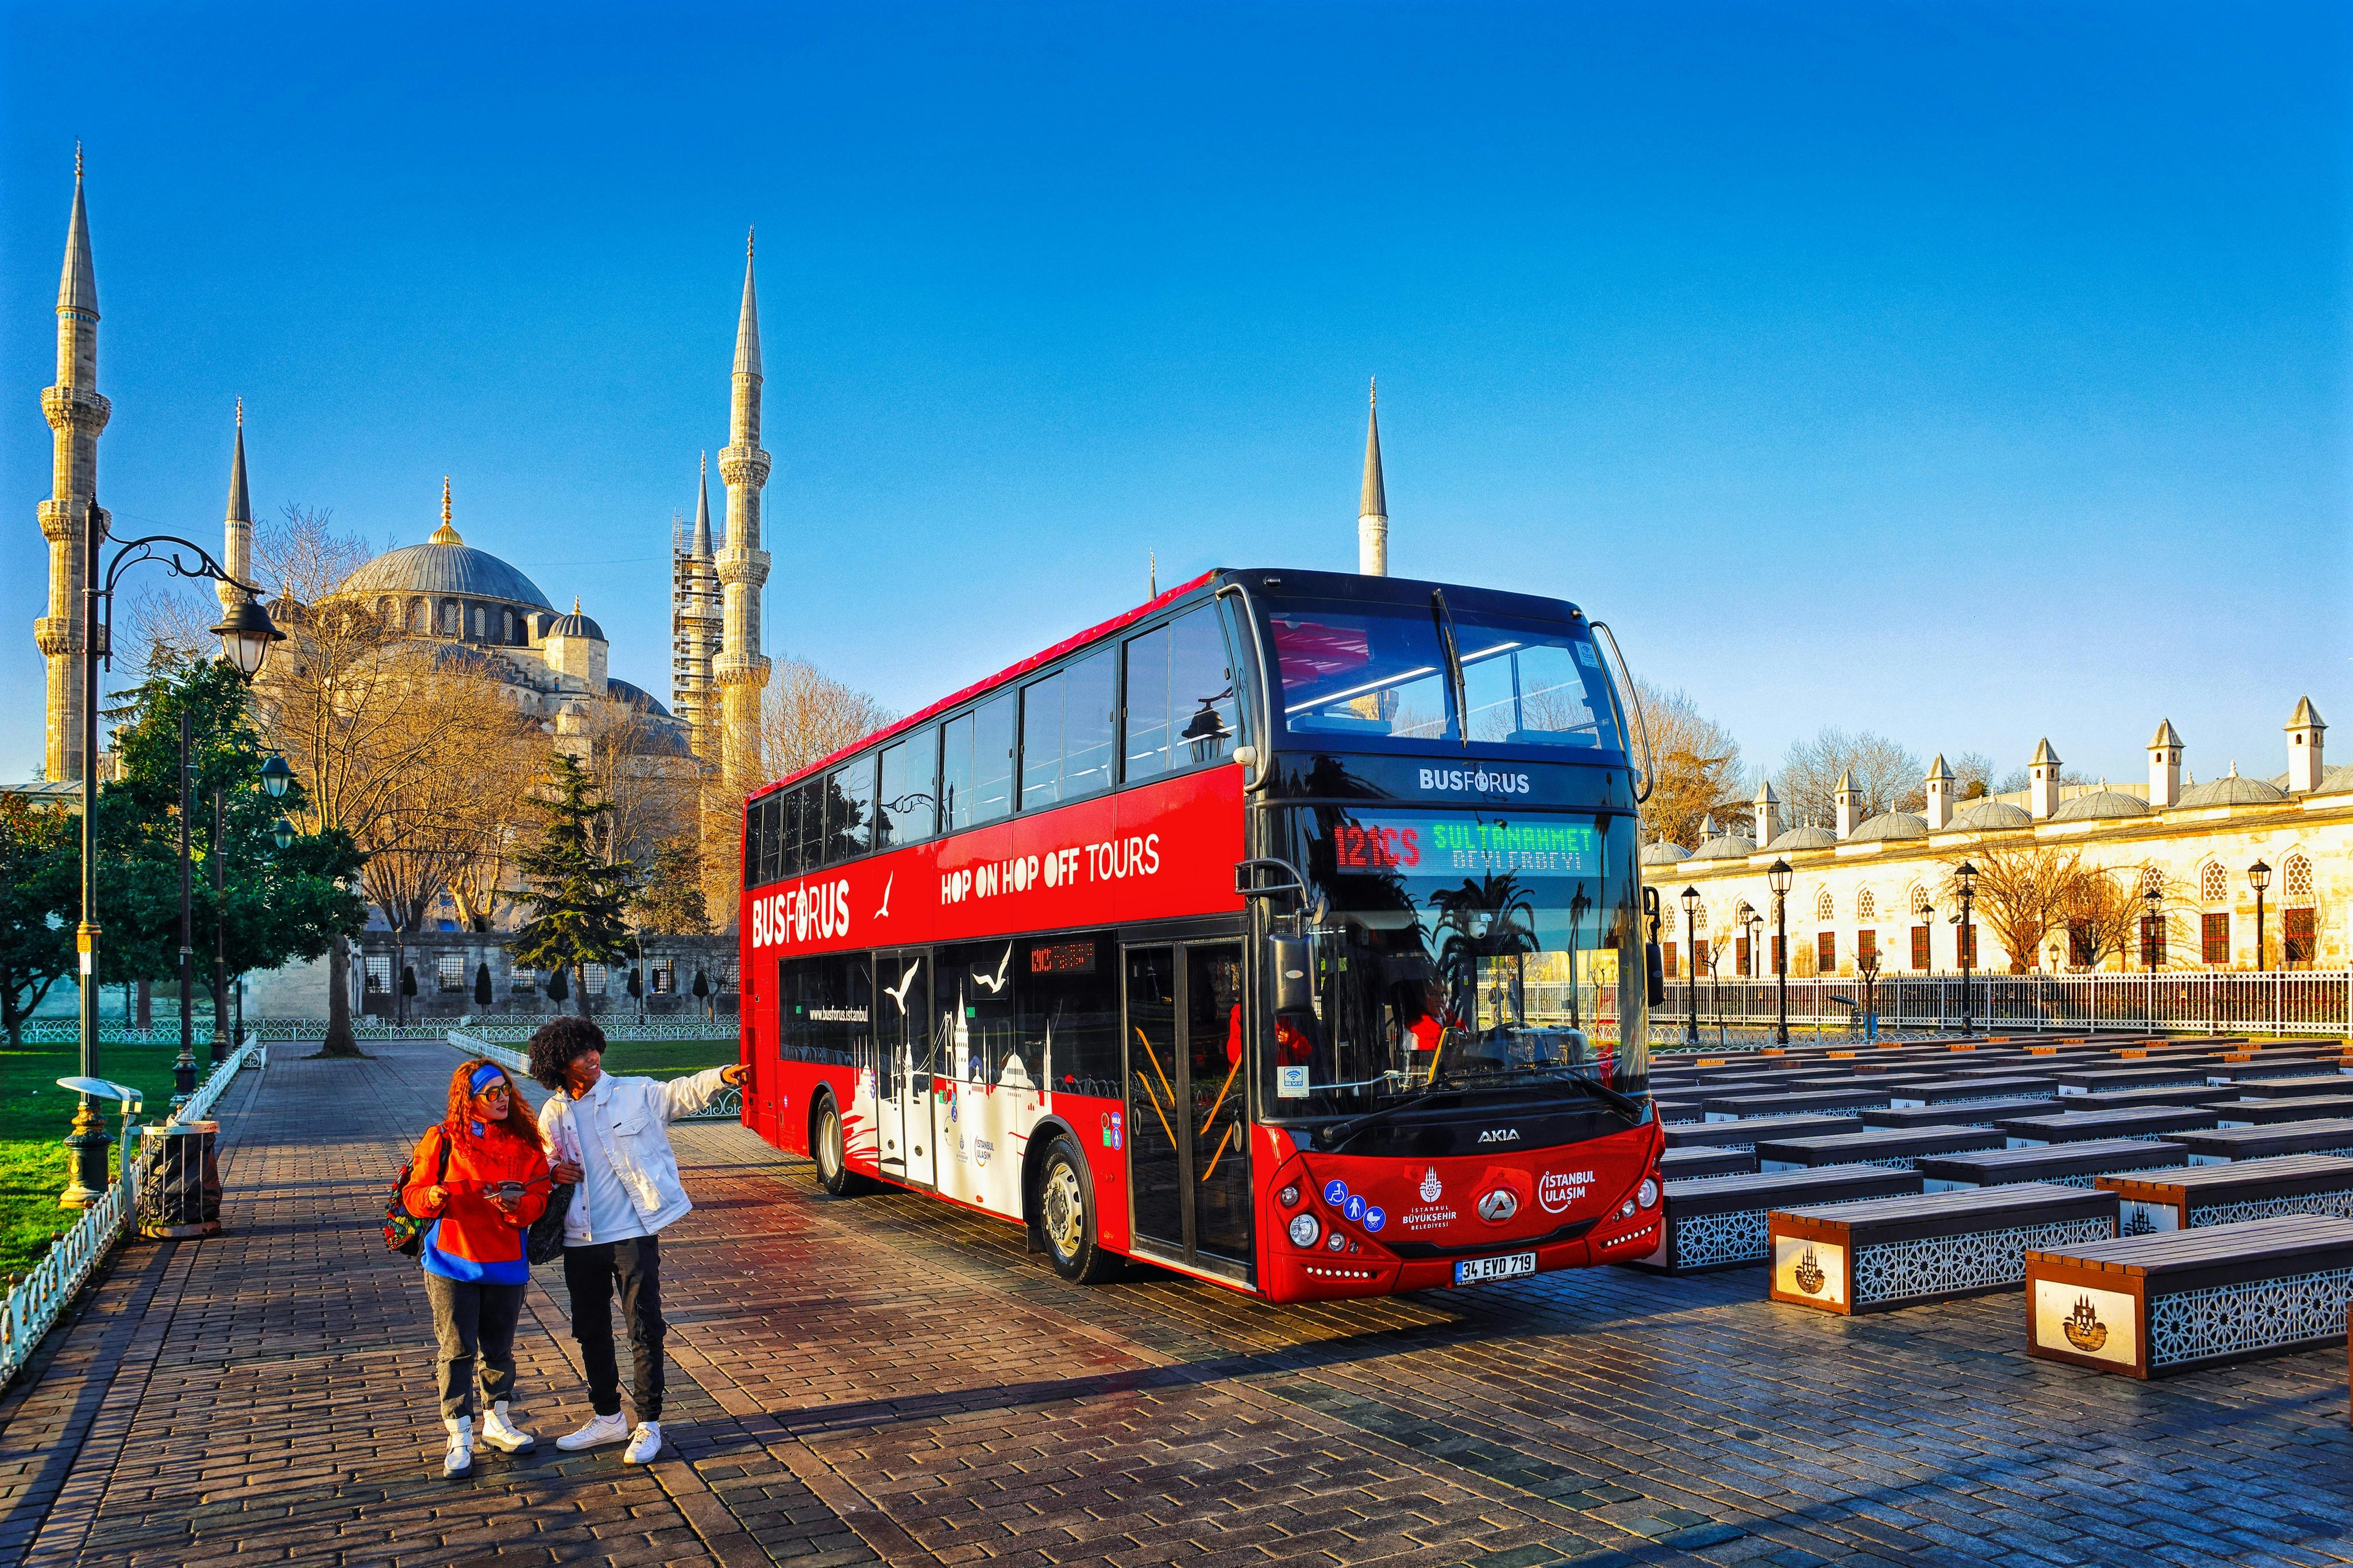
[4,1,2347,791]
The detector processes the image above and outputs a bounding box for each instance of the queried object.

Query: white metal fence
[1662,970,2351,1037]
[16,1017,740,1046]
[0,1036,264,1388]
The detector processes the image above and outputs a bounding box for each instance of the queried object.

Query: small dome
[1954,798,2031,831]
[2051,787,2152,822]
[604,677,670,717]
[2175,769,2284,809]
[2315,762,2353,797]
[1686,832,1758,862]
[1849,810,1928,843]
[547,610,605,642]
[1765,824,1838,852]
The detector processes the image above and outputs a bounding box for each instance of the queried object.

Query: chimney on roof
[2286,697,2327,794]
[2148,719,2185,809]
[2028,738,2062,820]
[1754,780,1780,848]
[1924,754,1955,832]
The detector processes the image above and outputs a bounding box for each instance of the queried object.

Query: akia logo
[1476,1127,1520,1144]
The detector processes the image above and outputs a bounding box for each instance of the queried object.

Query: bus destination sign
[1332,815,1598,875]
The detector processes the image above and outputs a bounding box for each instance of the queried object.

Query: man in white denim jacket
[528,1016,747,1465]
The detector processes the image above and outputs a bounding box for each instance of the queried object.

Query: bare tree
[1776,728,1925,824]
[256,503,372,605]
[1950,750,1999,802]
[578,701,697,871]
[2058,860,2148,971]
[1950,845,2081,974]
[1632,679,1747,848]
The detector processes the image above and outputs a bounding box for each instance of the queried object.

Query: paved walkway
[2,1041,2352,1567]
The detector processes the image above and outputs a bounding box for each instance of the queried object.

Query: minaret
[715,229,773,798]
[217,399,253,609]
[678,453,724,766]
[1357,378,1388,576]
[37,147,110,783]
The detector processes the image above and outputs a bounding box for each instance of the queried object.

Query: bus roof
[748,568,1220,804]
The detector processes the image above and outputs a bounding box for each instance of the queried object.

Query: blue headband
[469,1063,505,1095]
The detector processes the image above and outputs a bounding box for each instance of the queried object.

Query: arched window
[1908,884,1931,917]
[2199,862,2228,904]
[2142,864,2166,896]
[2285,854,2314,901]
[409,597,427,633]
[1692,903,1708,932]
[1815,889,1835,921]
[503,608,515,643]
[1857,889,1876,920]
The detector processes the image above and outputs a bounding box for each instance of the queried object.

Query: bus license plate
[1453,1252,1536,1287]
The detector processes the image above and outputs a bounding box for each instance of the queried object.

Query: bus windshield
[1263,599,1623,752]
[1263,806,1646,1121]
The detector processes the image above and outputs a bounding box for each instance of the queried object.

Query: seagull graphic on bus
[972,945,1013,994]
[884,960,920,1014]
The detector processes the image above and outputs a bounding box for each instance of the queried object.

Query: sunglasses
[473,1084,512,1102]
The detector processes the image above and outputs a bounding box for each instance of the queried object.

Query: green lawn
[596,1038,740,1082]
[0,1040,191,1277]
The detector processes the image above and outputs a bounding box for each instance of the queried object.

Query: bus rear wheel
[811,1094,870,1197]
[1035,1137,1120,1284]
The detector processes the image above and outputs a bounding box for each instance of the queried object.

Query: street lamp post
[1859,950,1880,1041]
[2144,880,2163,974]
[1767,859,1793,1045]
[62,497,279,1208]
[1954,860,1979,1038]
[172,709,198,1102]
[1680,886,1700,1046]
[2248,859,2271,972]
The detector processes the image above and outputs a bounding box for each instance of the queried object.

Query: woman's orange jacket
[402,1121,552,1284]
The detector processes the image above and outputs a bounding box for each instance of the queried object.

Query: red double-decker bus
[735,567,1665,1301]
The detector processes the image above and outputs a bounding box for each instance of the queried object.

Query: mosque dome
[1765,825,1838,853]
[1849,811,1928,843]
[1640,838,1691,867]
[2175,766,2284,810]
[2050,786,2152,822]
[1954,798,2031,831]
[1687,831,1758,863]
[604,677,669,716]
[546,603,607,642]
[334,479,553,611]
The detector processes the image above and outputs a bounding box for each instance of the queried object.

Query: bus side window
[825,759,874,864]
[1017,934,1119,1096]
[792,782,821,873]
[1124,625,1172,783]
[971,693,1015,824]
[877,727,938,847]
[940,712,974,832]
[1169,607,1237,767]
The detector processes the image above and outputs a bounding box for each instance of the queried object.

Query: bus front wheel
[1035,1137,1120,1284]
[811,1094,869,1197]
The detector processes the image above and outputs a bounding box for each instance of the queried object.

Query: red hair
[443,1059,547,1155]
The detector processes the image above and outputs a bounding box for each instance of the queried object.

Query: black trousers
[564,1235,665,1423]
[424,1273,524,1422]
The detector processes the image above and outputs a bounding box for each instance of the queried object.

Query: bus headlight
[1279,1184,1301,1208]
[1637,1178,1660,1210]
[1287,1213,1321,1248]
[1326,1230,1348,1253]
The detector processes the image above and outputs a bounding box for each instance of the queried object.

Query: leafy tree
[0,796,79,1046]
[512,753,639,1019]
[1631,681,1746,848]
[92,655,367,1028]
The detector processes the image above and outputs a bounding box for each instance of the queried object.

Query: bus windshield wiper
[1312,1076,1465,1150]
[1430,589,1469,750]
[1516,1069,1646,1125]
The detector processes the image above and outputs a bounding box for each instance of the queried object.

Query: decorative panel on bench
[2026,1214,2353,1378]
[1997,1106,2221,1148]
[1860,1099,2059,1132]
[2211,1096,2353,1128]
[1916,1138,2187,1192]
[1756,1125,2004,1173]
[1664,1113,1865,1152]
[1767,1183,2117,1315]
[2097,1155,2353,1234]
[1626,1164,1921,1276]
[2168,1120,2353,1166]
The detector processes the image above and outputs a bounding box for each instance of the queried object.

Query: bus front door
[874,951,935,1187]
[1124,941,1252,1275]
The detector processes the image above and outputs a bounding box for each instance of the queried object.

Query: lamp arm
[97,534,264,672]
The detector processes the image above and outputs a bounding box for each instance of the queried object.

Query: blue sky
[4,1,2347,790]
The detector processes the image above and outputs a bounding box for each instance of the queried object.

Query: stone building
[1648,705,2353,977]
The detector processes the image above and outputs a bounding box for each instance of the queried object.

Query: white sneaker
[555,1411,628,1451]
[442,1418,474,1478]
[481,1401,535,1453]
[622,1420,663,1465]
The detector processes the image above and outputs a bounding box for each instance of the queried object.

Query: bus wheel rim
[821,1109,842,1175]
[1042,1162,1084,1260]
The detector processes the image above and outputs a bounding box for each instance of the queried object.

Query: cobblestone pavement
[3,1040,2352,1567]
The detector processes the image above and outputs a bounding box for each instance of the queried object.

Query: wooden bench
[2097,1154,2353,1233]
[2055,1065,2217,1095]
[1701,1088,1893,1122]
[2065,1083,2241,1113]
[2025,1214,2353,1377]
[1662,1113,1864,1152]
[2210,1056,2339,1082]
[2212,1094,2353,1127]
[1858,1098,2055,1131]
[1660,1145,1757,1181]
[1884,1075,2058,1106]
[1916,1138,2186,1192]
[1755,1125,2004,1173]
[1998,1106,2220,1148]
[2221,1073,2353,1099]
[1767,1183,2117,1315]
[1626,1164,1920,1276]
[2166,1119,2353,1165]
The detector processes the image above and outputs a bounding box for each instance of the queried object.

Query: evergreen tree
[0,796,79,1046]
[632,831,710,936]
[511,752,639,1019]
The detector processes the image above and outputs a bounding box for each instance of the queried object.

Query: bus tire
[810,1093,870,1197]
[1033,1136,1120,1284]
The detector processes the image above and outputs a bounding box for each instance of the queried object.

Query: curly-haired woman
[528,1015,747,1465]
[403,1058,553,1477]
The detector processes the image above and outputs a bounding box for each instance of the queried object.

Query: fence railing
[1661,970,2352,1037]
[445,1030,743,1122]
[0,1035,262,1388]
[16,1017,741,1046]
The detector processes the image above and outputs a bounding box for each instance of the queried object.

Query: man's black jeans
[564,1235,665,1423]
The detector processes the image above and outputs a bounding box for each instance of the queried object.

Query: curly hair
[527,1015,608,1091]
[443,1059,547,1154]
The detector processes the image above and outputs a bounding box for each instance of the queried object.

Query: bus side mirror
[1270,935,1314,1016]
[1645,939,1665,1009]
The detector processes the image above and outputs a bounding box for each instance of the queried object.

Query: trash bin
[138,1121,222,1238]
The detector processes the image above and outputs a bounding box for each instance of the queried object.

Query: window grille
[2284,855,2313,901]
[2201,912,2229,965]
[1815,889,1834,920]
[2200,863,2227,905]
[365,956,390,994]
[438,953,465,992]
[1857,889,1876,920]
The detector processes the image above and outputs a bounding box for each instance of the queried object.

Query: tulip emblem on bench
[1792,1245,1827,1296]
[2061,1295,2108,1353]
